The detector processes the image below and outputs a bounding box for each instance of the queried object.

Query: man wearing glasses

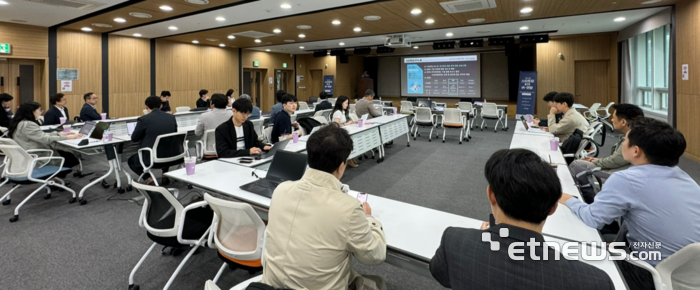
[215,97,270,158]
[80,92,101,121]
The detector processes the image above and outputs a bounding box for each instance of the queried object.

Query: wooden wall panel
[156,39,239,112]
[677,94,700,161]
[0,22,48,59]
[335,55,365,99]
[56,29,102,118]
[296,54,336,102]
[109,35,150,118]
[676,0,700,160]
[240,50,293,111]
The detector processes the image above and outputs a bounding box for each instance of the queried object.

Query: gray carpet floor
[1,118,700,290]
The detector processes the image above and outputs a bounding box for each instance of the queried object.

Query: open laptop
[257,139,291,160]
[520,116,545,133]
[239,150,309,198]
[126,121,137,136]
[360,113,369,122]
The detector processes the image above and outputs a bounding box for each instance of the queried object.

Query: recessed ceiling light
[81,27,92,32]
[520,26,529,30]
[228,35,235,39]
[216,16,225,21]
[92,23,112,28]
[255,39,262,43]
[159,5,172,11]
[641,0,662,4]
[468,18,485,23]
[266,49,271,52]
[129,12,152,19]
[520,7,533,13]
[168,26,178,31]
[446,32,453,37]
[192,40,199,44]
[413,46,419,49]
[411,9,422,15]
[133,33,142,37]
[339,42,345,46]
[114,18,126,23]
[298,34,306,38]
[425,18,435,24]
[219,44,225,47]
[185,0,209,4]
[299,46,305,49]
[332,20,341,25]
[353,27,362,32]
[284,40,295,43]
[281,3,291,9]
[206,38,219,41]
[273,29,281,33]
[0,1,8,5]
[364,15,381,21]
[614,17,626,22]
[296,25,312,29]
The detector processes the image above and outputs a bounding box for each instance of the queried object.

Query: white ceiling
[247,7,668,54]
[0,0,128,27]
[112,0,374,38]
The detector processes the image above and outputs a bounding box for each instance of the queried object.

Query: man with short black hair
[43,93,70,125]
[195,93,232,136]
[269,89,286,122]
[128,96,178,185]
[314,91,332,113]
[0,93,13,128]
[262,124,386,290]
[533,91,560,126]
[270,94,302,143]
[354,89,381,119]
[196,89,210,108]
[80,92,101,121]
[160,90,172,113]
[238,94,260,120]
[430,149,614,290]
[215,98,270,158]
[559,117,700,290]
[543,92,588,142]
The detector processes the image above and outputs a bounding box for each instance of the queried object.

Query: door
[243,70,252,97]
[310,70,323,99]
[18,65,34,104]
[2,59,45,110]
[255,70,262,108]
[575,61,609,108]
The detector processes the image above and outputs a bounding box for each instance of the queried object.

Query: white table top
[513,120,552,136]
[218,140,307,168]
[57,136,130,149]
[510,133,567,165]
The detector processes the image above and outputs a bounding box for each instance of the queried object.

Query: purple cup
[101,113,107,120]
[293,132,299,143]
[550,138,558,151]
[526,115,532,123]
[63,124,72,133]
[358,121,363,128]
[59,117,67,124]
[185,157,196,175]
[107,132,113,142]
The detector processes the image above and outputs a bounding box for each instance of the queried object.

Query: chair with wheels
[196,129,217,161]
[583,103,602,122]
[479,103,505,132]
[328,98,336,106]
[441,108,468,144]
[0,144,75,223]
[128,182,213,290]
[137,132,188,186]
[411,107,438,142]
[349,104,356,115]
[176,106,192,113]
[456,102,476,129]
[204,193,265,286]
[624,242,700,290]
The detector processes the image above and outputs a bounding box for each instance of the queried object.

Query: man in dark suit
[313,91,332,113]
[429,149,614,290]
[196,89,210,108]
[128,96,178,185]
[43,93,70,125]
[215,98,270,158]
[271,94,302,144]
[79,92,102,121]
[0,93,14,128]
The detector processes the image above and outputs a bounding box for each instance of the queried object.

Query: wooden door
[8,59,45,109]
[310,69,322,99]
[575,61,609,108]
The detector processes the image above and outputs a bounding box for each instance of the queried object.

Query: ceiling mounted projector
[385,34,412,47]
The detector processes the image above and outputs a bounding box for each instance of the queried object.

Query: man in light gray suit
[195,93,232,137]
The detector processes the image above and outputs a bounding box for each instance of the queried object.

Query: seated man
[128,96,178,186]
[80,92,102,122]
[313,91,332,113]
[0,93,14,128]
[160,90,172,113]
[543,92,588,142]
[195,89,210,108]
[195,93,232,137]
[354,89,381,119]
[268,89,286,122]
[238,94,260,121]
[430,148,614,290]
[215,98,270,158]
[43,93,70,125]
[570,104,644,175]
[559,117,700,290]
[270,94,302,143]
[262,124,386,290]
[532,91,561,127]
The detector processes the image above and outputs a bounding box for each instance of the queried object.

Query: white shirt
[55,106,67,118]
[235,125,245,149]
[332,110,347,124]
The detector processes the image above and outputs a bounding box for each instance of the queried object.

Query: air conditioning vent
[231,31,275,39]
[440,0,497,14]
[24,0,105,10]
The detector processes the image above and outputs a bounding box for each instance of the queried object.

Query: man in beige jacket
[262,124,387,290]
[544,92,589,142]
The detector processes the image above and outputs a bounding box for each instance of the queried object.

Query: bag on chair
[297,117,322,134]
[559,129,584,165]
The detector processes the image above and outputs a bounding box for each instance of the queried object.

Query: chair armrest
[137,148,154,172]
[168,188,180,198]
[195,140,204,161]
[177,200,210,245]
[26,149,55,157]
[562,154,574,158]
[625,259,665,290]
[207,212,218,249]
[497,109,504,118]
[27,156,65,183]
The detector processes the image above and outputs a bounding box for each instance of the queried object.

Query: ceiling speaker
[488,37,515,46]
[520,34,550,44]
[432,41,455,50]
[376,46,395,53]
[354,47,372,55]
[312,50,327,57]
[459,39,484,48]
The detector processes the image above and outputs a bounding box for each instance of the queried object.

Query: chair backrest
[0,144,35,179]
[328,98,336,106]
[349,104,356,114]
[443,108,464,125]
[457,102,473,111]
[204,193,265,261]
[373,104,384,115]
[176,106,192,113]
[313,115,328,124]
[153,132,188,163]
[308,97,318,105]
[414,107,433,123]
[262,126,273,143]
[482,103,499,116]
[290,114,297,124]
[372,100,381,105]
[201,129,217,156]
[656,242,700,290]
[298,101,309,110]
[132,182,184,237]
[602,102,615,115]
[586,103,601,119]
[320,109,332,121]
[400,101,414,113]
[250,119,264,138]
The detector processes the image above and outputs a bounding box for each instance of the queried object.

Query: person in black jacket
[128,96,179,185]
[160,90,172,113]
[0,93,14,128]
[43,93,70,125]
[79,92,102,121]
[215,98,270,158]
[313,91,332,113]
[196,89,210,108]
[271,94,302,144]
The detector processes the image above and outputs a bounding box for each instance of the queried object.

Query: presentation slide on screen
[400,54,481,98]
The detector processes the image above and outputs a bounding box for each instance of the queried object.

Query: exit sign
[0,43,10,54]
[283,63,287,68]
[253,61,259,67]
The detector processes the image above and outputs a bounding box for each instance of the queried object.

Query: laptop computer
[239,150,309,198]
[256,139,291,160]
[360,113,369,122]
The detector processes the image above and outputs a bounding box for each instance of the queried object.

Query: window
[629,24,670,115]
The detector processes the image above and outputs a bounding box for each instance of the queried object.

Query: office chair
[250,119,264,139]
[411,107,438,142]
[313,115,328,125]
[262,127,274,144]
[479,103,505,132]
[129,182,213,290]
[204,193,265,285]
[176,106,191,113]
[456,102,476,130]
[195,129,217,161]
[623,242,700,290]
[137,132,188,186]
[290,114,297,124]
[597,102,615,130]
[441,108,469,144]
[320,109,333,122]
[417,99,432,109]
[349,104,356,115]
[0,144,75,223]
[373,104,385,116]
[583,103,602,122]
[298,101,309,110]
[328,98,336,106]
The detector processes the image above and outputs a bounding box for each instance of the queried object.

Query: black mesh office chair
[137,132,188,186]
